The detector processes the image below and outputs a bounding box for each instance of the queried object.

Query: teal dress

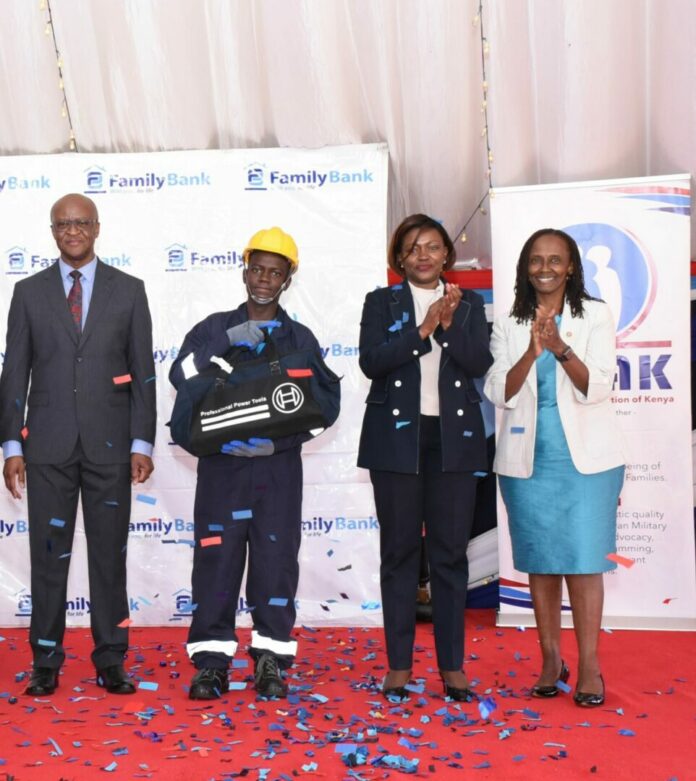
[499,342,625,574]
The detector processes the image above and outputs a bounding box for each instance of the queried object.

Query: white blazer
[484,299,625,478]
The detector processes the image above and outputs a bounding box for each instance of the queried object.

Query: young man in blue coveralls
[169,227,340,699]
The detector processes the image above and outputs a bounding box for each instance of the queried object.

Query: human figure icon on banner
[582,244,623,326]
[564,223,653,337]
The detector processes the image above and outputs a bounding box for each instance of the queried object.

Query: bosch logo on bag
[169,336,340,458]
[272,383,304,414]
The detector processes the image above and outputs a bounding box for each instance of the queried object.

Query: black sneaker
[254,653,288,698]
[189,667,229,700]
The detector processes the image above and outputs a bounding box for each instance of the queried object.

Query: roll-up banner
[491,174,696,630]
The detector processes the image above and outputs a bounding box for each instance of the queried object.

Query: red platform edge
[387,268,493,289]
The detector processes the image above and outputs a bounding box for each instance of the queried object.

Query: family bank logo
[170,589,252,621]
[164,243,244,272]
[565,222,656,340]
[302,515,379,537]
[0,518,28,538]
[244,161,375,191]
[171,588,194,620]
[3,246,130,276]
[84,165,212,195]
[3,246,56,276]
[128,517,193,538]
[15,589,32,618]
[0,174,51,193]
[14,590,90,618]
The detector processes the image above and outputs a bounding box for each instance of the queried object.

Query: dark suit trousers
[26,441,131,669]
[370,415,477,671]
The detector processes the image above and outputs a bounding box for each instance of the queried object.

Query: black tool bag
[169,337,340,457]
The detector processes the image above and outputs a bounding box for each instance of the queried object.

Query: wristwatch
[555,345,573,363]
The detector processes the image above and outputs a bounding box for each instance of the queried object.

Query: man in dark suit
[0,193,157,696]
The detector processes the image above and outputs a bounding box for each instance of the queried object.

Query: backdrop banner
[490,174,696,630]
[0,145,387,628]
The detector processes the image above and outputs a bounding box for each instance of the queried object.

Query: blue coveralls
[170,302,338,670]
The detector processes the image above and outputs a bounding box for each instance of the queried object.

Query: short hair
[387,213,455,276]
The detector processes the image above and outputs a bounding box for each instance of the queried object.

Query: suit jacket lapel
[439,285,470,373]
[516,318,538,397]
[80,259,114,346]
[44,261,79,345]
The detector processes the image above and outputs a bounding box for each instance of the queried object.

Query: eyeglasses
[51,219,98,234]
[402,242,446,259]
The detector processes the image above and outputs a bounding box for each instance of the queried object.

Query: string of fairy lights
[41,0,78,151]
[453,0,493,249]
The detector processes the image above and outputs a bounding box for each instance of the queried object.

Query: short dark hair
[387,213,455,276]
[510,228,593,322]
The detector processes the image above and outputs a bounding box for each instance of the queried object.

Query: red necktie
[67,270,83,335]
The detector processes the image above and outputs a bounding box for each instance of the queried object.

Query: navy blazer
[357,283,492,474]
[169,302,340,455]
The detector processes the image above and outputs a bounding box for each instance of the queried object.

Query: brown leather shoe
[25,667,59,696]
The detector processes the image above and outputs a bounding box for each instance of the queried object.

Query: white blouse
[409,280,444,416]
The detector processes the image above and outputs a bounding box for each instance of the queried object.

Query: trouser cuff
[186,639,238,662]
[249,630,297,669]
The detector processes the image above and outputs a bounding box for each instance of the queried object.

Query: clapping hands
[530,305,563,357]
[418,283,462,340]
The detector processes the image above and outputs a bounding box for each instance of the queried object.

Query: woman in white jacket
[484,228,624,708]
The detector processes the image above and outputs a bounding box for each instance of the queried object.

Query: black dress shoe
[439,673,476,702]
[574,674,605,708]
[441,681,476,702]
[382,684,409,700]
[532,660,571,698]
[254,653,288,698]
[189,667,229,700]
[96,664,136,694]
[381,670,412,701]
[25,667,59,696]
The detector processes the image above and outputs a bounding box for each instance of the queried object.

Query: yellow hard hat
[243,227,299,270]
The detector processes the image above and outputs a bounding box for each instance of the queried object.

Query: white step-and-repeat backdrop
[0,145,388,627]
[491,174,696,630]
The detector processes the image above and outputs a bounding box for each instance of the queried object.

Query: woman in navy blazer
[357,214,492,700]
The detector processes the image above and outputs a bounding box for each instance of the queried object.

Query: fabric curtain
[1,0,694,260]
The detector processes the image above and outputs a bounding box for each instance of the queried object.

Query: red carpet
[0,610,693,780]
